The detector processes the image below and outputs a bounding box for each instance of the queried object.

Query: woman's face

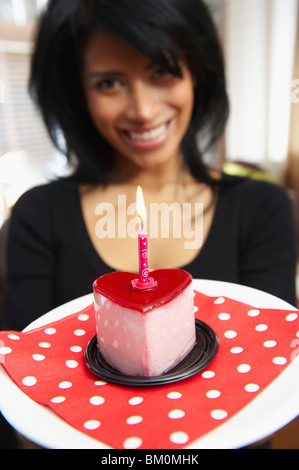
[82,32,194,175]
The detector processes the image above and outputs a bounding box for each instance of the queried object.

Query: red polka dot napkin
[0,291,298,449]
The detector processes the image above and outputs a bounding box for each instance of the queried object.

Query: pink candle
[138,229,149,284]
[131,186,157,291]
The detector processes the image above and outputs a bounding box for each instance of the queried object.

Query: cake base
[85,319,219,386]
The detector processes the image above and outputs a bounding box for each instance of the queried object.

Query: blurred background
[1,0,299,305]
[0,0,69,228]
[0,0,298,226]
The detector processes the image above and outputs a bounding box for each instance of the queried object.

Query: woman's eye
[153,68,170,79]
[95,78,123,91]
[152,67,177,82]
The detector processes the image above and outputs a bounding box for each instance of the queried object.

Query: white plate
[0,280,298,449]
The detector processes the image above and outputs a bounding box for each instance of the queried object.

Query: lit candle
[131,186,157,291]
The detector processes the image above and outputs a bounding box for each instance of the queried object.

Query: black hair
[29,0,229,185]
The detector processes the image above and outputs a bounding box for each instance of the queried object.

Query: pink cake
[93,269,196,377]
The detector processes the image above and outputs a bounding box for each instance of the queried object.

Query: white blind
[225,0,299,167]
[0,48,59,169]
[0,43,68,219]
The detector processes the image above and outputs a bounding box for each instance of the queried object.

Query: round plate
[85,320,219,386]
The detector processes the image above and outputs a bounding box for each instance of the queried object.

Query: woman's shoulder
[218,173,295,237]
[11,178,79,224]
[14,177,78,208]
[220,172,291,207]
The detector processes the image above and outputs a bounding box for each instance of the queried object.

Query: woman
[2,0,296,331]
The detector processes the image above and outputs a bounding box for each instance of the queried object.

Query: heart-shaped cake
[93,269,196,377]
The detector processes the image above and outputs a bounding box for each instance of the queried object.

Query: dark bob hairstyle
[29,0,229,184]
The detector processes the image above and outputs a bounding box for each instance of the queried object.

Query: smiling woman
[28,0,228,185]
[81,32,194,174]
[2,0,297,333]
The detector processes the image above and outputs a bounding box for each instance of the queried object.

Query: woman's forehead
[82,30,184,77]
[82,32,154,71]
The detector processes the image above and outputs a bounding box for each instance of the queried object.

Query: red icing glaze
[93,269,192,313]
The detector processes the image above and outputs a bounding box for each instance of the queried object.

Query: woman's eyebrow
[86,70,124,80]
[144,60,162,71]
[85,61,172,81]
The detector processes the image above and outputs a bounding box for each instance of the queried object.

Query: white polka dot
[0,347,12,355]
[70,346,82,353]
[168,409,185,419]
[244,384,260,393]
[112,339,118,348]
[170,431,189,445]
[206,390,221,399]
[201,371,215,379]
[32,354,45,361]
[7,334,20,340]
[90,396,105,405]
[59,381,72,389]
[128,397,143,405]
[224,330,237,339]
[126,416,143,425]
[286,313,298,322]
[248,309,260,317]
[167,392,182,399]
[263,340,277,348]
[51,396,66,404]
[65,360,78,369]
[22,376,37,386]
[218,313,231,321]
[74,329,86,336]
[237,364,251,373]
[255,324,268,332]
[95,380,107,386]
[211,409,228,420]
[123,437,142,449]
[44,328,56,335]
[214,297,225,304]
[230,347,243,354]
[39,342,51,348]
[84,420,101,430]
[78,314,89,321]
[194,306,199,313]
[114,319,120,327]
[273,357,287,365]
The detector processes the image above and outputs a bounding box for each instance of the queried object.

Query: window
[0,0,67,224]
[224,0,299,170]
[0,0,47,25]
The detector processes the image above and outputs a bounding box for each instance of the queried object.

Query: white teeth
[128,123,167,141]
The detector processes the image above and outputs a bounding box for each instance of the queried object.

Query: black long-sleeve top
[2,174,297,331]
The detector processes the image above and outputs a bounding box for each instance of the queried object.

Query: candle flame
[136,186,146,230]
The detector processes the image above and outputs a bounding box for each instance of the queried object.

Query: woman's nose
[125,81,159,123]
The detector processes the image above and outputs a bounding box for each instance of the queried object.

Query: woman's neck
[109,150,192,189]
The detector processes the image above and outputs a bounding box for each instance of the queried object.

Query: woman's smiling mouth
[122,120,172,148]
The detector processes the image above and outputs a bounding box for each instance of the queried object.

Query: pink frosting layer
[93,269,192,313]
